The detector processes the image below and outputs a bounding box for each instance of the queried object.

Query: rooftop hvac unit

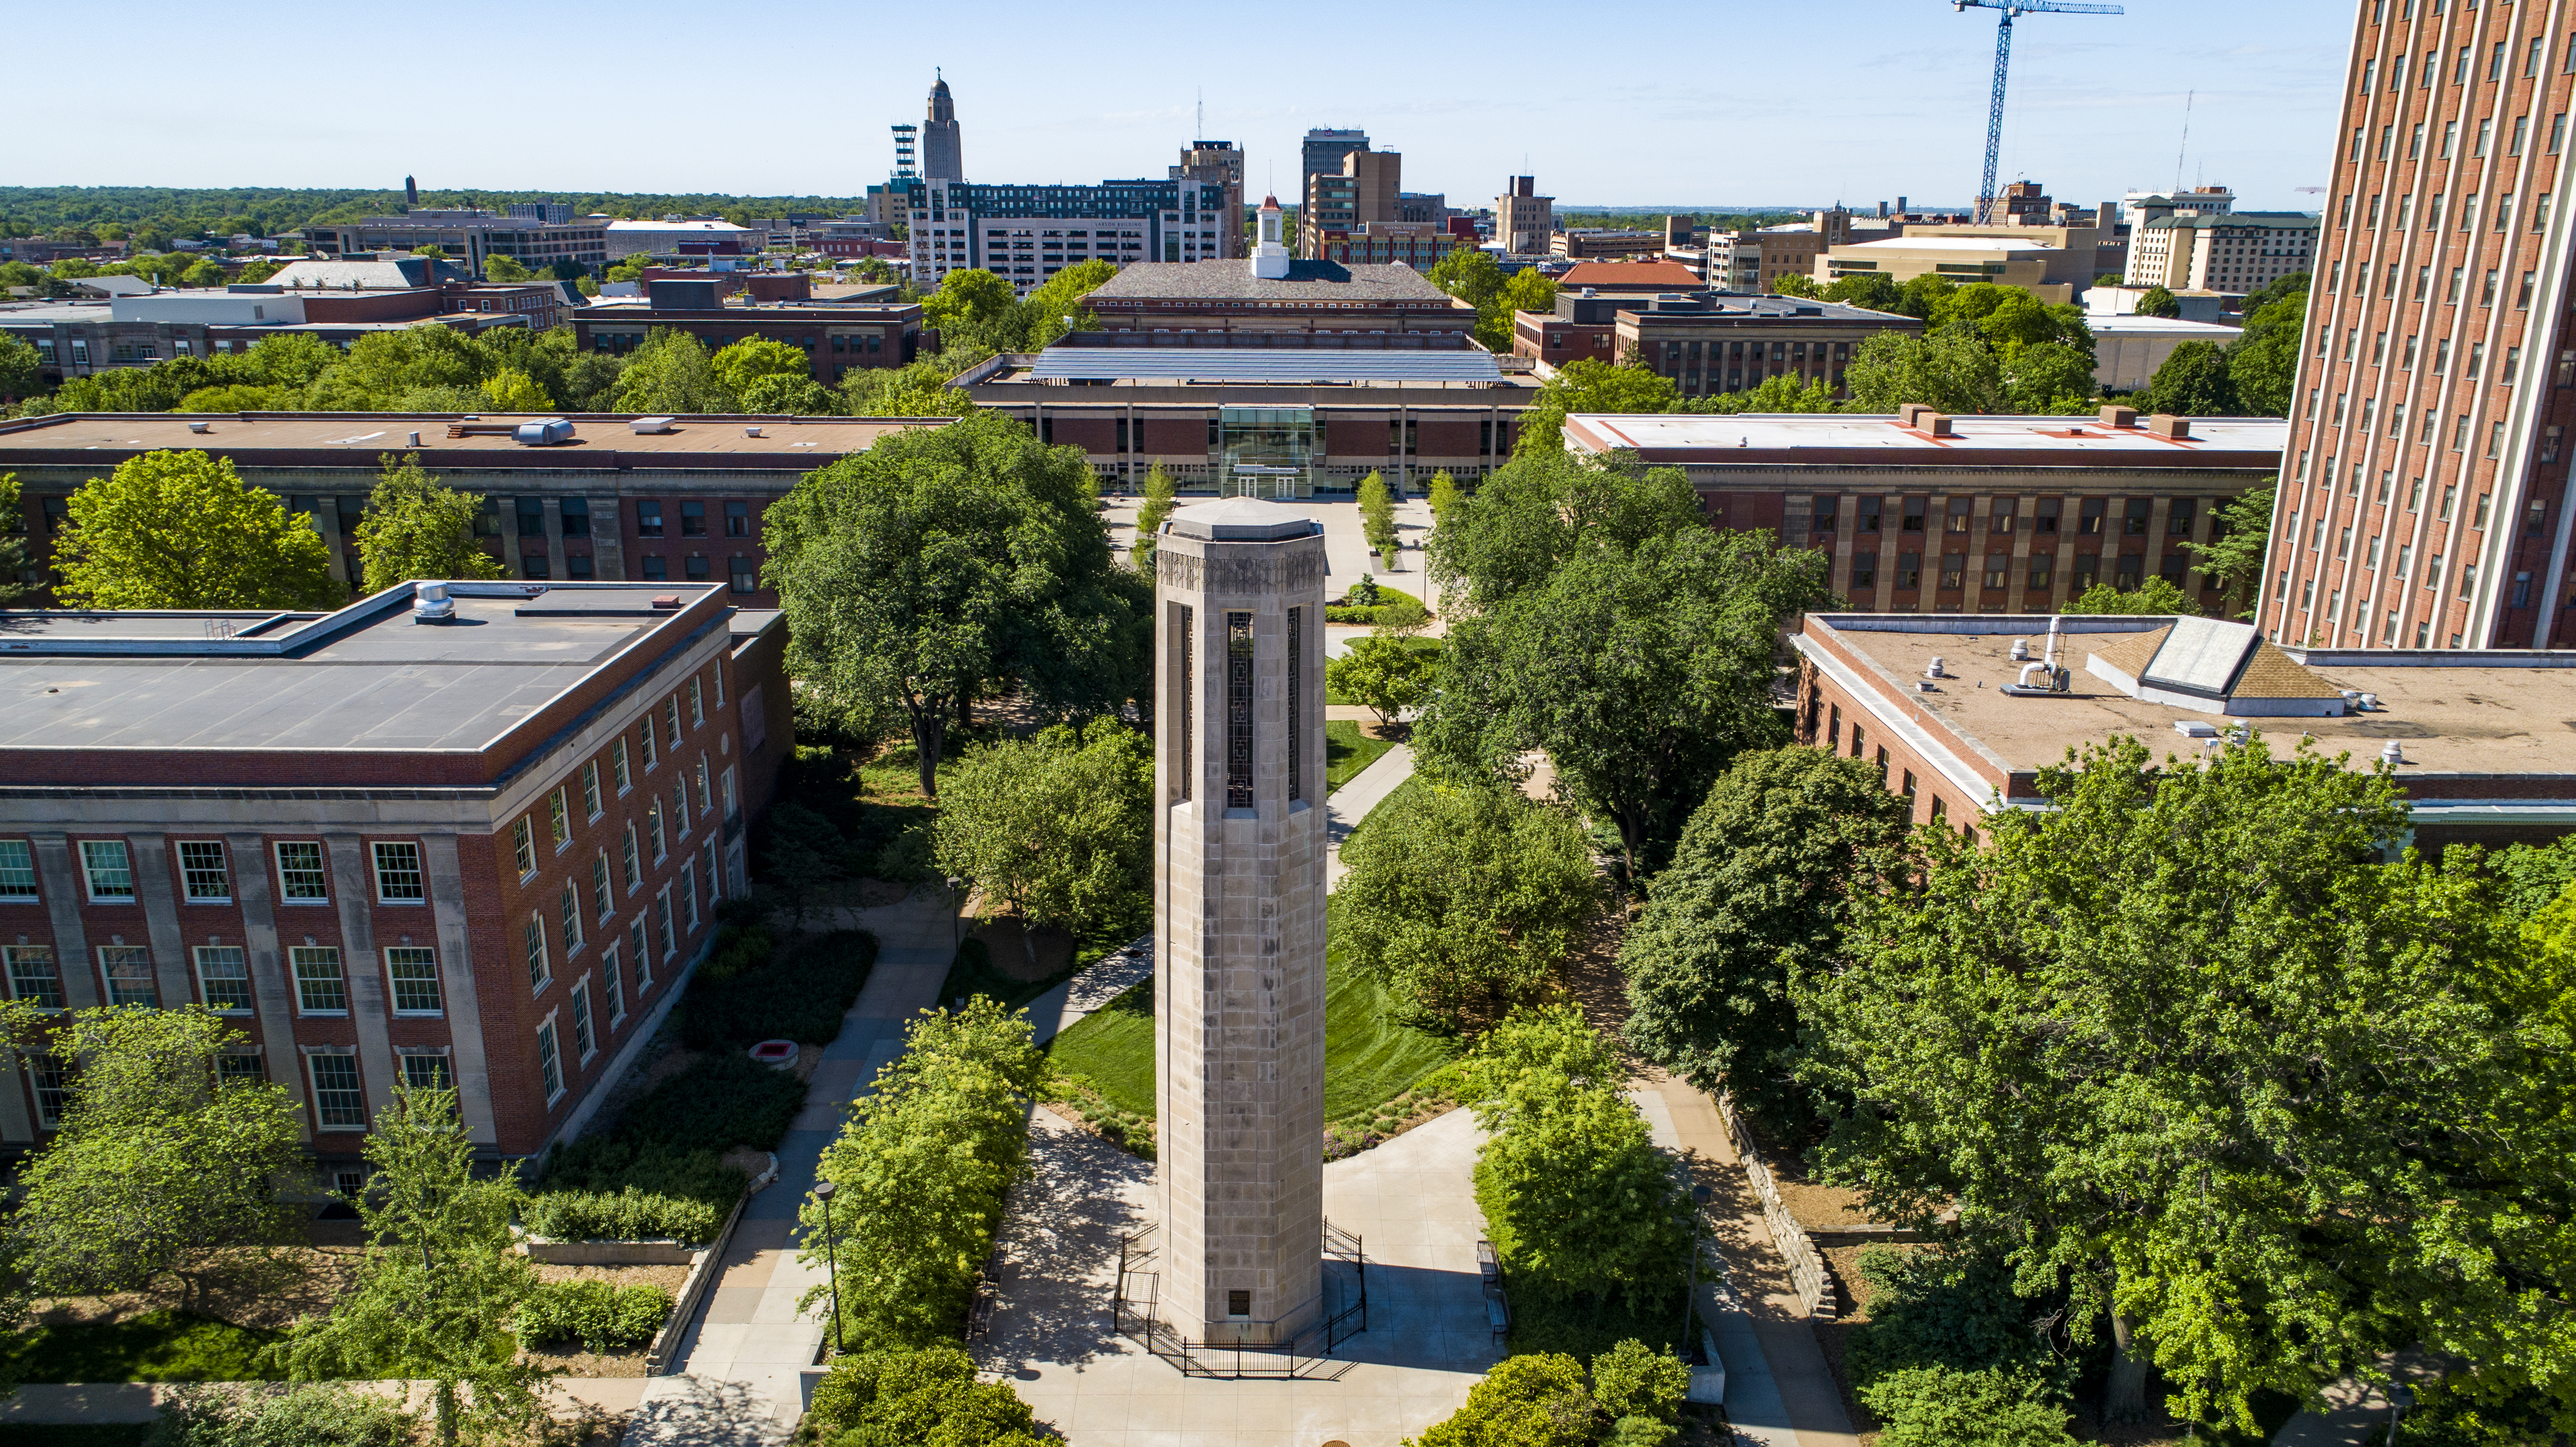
[513,418,575,446]
[630,416,677,435]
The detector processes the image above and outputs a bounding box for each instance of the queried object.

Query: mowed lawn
[1047,905,1457,1126]
[0,1310,283,1384]
[1324,720,1393,793]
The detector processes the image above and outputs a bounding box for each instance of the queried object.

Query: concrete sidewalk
[1325,743,1414,890]
[626,889,964,1445]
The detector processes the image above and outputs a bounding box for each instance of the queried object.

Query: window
[571,979,597,1060]
[603,944,626,1024]
[27,1055,69,1128]
[631,917,653,989]
[218,1051,265,1086]
[401,1054,452,1091]
[372,841,424,902]
[725,499,750,537]
[637,499,664,537]
[100,946,156,1007]
[688,677,704,728]
[538,1021,565,1103]
[592,851,614,922]
[683,864,699,931]
[179,841,230,902]
[648,800,666,861]
[527,912,551,990]
[638,717,658,771]
[0,840,33,899]
[656,889,676,961]
[387,947,442,1013]
[664,698,682,748]
[621,825,641,892]
[612,737,632,793]
[695,757,712,817]
[512,818,536,878]
[548,787,570,850]
[680,500,706,536]
[581,761,603,819]
[721,766,738,821]
[276,841,329,900]
[6,946,62,1009]
[561,881,584,954]
[672,775,690,839]
[729,556,757,594]
[311,1053,365,1129]
[1225,611,1255,810]
[80,840,135,901]
[195,946,252,1011]
[291,946,346,1013]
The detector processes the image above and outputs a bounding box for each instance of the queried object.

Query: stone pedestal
[1151,498,1329,1346]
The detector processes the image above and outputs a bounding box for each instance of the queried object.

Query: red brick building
[0,581,793,1176]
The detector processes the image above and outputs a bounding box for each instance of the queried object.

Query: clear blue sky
[17,0,2352,213]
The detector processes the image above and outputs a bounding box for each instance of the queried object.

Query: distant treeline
[0,187,876,242]
[1555,210,1805,233]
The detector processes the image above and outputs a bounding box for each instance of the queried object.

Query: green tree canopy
[2182,486,2274,618]
[763,409,1145,797]
[1326,633,1440,727]
[1420,516,1832,878]
[1843,326,2006,415]
[352,452,508,595]
[2061,576,2198,614]
[477,366,553,412]
[931,718,1151,945]
[1798,738,2576,1431]
[0,474,39,606]
[53,450,342,610]
[2133,285,2181,318]
[1696,374,1841,415]
[1359,470,1399,555]
[1430,248,1507,308]
[2141,339,2236,416]
[2000,340,2098,414]
[1620,747,1913,1136]
[1821,272,1906,313]
[1337,780,1600,1030]
[1020,259,1119,349]
[921,269,1017,339]
[279,1086,549,1447]
[1425,449,1704,614]
[1413,1351,1600,1447]
[709,337,816,401]
[1131,461,1178,574]
[2223,284,2307,417]
[0,1004,305,1299]
[610,328,735,414]
[1513,359,1685,458]
[0,334,42,399]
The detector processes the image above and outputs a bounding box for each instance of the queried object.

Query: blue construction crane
[1954,0,2123,224]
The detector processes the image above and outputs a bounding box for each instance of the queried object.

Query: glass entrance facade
[1218,406,1316,499]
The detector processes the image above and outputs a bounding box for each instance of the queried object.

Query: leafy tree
[1822,272,1906,313]
[2133,285,2181,318]
[1427,469,1462,527]
[1845,1243,2072,1393]
[1621,747,1912,1137]
[1425,449,1704,614]
[1429,247,1507,308]
[840,357,974,418]
[2141,339,2235,416]
[481,254,533,283]
[1862,1366,2080,1447]
[1798,738,2576,1432]
[1131,461,1178,574]
[1413,1351,1599,1447]
[1893,273,1957,321]
[0,334,42,398]
[2182,486,2274,617]
[739,374,837,415]
[920,269,1017,341]
[147,1381,416,1447]
[179,258,227,287]
[2224,285,2307,417]
[803,1345,1045,1447]
[1771,273,1823,299]
[611,328,734,414]
[1020,259,1119,350]
[852,256,896,284]
[931,719,1151,949]
[1420,520,1832,879]
[279,1085,549,1447]
[2,1005,304,1299]
[352,452,507,595]
[477,366,552,412]
[2482,837,2576,924]
[2001,341,2098,412]
[53,450,342,610]
[0,474,39,605]
[1469,1007,1687,1310]
[1327,634,1439,727]
[764,409,1143,797]
[1843,326,2005,415]
[800,1000,1044,1350]
[1591,1338,1691,1423]
[176,384,295,412]
[1338,780,1599,1030]
[409,244,447,260]
[559,351,624,410]
[1359,469,1399,556]
[1696,374,1839,415]
[302,325,489,410]
[1513,358,1683,459]
[239,333,339,389]
[710,337,816,402]
[2061,576,2197,614]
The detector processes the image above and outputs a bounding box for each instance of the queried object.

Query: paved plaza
[979,1107,1501,1447]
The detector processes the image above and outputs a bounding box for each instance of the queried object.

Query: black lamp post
[814,1178,842,1354]
[1681,1182,1712,1346]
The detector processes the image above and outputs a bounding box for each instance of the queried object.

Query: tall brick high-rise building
[2271,1,2576,649]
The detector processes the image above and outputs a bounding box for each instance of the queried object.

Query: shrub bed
[620,1052,808,1155]
[680,927,878,1051]
[523,1136,747,1244]
[511,1279,674,1353]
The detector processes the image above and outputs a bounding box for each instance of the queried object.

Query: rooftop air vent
[630,416,676,435]
[744,426,764,438]
[650,595,682,611]
[513,419,575,446]
[413,581,455,624]
[187,421,211,434]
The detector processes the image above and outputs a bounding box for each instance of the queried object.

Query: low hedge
[620,1052,808,1155]
[679,928,878,1051]
[525,1136,747,1244]
[512,1279,674,1354]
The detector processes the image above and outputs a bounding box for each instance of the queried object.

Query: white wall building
[2124,211,2318,293]
[601,218,757,262]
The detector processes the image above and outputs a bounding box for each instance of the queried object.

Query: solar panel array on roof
[1026,349,1504,383]
[2140,616,2262,696]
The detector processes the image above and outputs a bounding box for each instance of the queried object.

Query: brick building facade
[0,582,792,1173]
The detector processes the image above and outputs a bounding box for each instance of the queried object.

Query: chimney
[2146,413,2193,439]
[404,175,418,208]
[2099,404,2139,428]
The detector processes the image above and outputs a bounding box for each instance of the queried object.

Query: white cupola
[1251,194,1290,279]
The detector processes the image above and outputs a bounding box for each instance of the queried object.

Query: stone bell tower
[1152,497,1328,1346]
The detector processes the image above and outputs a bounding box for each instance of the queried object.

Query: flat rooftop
[1803,614,2576,798]
[1564,412,2284,464]
[1087,261,1458,304]
[0,412,940,463]
[0,582,735,767]
[1018,348,1508,386]
[1835,235,2067,252]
